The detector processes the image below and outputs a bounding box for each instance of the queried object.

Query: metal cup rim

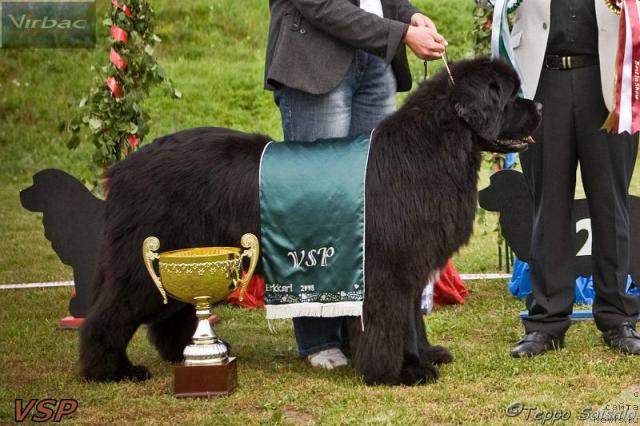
[158,246,241,262]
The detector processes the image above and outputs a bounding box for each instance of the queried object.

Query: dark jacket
[265,0,420,94]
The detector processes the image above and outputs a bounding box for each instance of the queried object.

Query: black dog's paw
[82,364,151,382]
[424,345,454,365]
[400,362,439,385]
[122,365,152,382]
[360,367,405,386]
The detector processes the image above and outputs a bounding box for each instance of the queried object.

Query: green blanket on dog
[260,134,371,319]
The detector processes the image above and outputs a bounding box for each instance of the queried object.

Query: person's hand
[410,13,437,32]
[404,25,447,61]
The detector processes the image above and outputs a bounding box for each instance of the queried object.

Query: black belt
[544,55,599,70]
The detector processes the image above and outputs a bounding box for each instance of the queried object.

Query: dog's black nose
[535,102,543,115]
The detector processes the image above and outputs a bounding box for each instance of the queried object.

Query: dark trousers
[521,64,639,338]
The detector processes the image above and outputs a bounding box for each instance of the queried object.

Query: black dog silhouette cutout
[479,169,640,284]
[20,169,105,317]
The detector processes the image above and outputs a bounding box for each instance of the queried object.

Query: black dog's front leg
[351,314,406,385]
[413,295,453,366]
[349,272,407,385]
[351,275,442,385]
[397,293,445,385]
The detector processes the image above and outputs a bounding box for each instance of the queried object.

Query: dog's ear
[453,80,506,141]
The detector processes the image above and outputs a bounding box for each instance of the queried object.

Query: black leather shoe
[603,323,640,355]
[510,331,564,358]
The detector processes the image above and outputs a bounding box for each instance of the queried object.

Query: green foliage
[471,3,519,59]
[65,0,180,182]
[472,5,493,56]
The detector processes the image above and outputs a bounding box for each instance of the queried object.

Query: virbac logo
[6,14,88,30]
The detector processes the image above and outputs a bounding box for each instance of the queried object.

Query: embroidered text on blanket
[287,247,336,268]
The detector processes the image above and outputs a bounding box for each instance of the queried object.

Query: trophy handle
[142,237,168,304]
[236,233,260,302]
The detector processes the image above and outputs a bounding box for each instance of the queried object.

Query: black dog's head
[449,57,541,153]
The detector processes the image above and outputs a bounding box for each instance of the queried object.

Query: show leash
[442,51,455,86]
[422,50,455,86]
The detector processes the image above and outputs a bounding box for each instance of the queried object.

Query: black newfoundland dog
[80,57,541,385]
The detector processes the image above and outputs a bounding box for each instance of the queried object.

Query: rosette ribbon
[491,0,527,97]
[603,0,640,134]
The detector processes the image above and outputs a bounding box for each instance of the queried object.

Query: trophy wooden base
[174,357,238,398]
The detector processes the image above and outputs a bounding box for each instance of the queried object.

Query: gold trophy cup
[142,233,259,398]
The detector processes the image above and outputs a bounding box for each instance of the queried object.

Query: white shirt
[360,0,383,17]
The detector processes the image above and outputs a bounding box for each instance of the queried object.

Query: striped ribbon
[491,0,527,98]
[603,0,640,134]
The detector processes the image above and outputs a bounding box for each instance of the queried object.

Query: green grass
[1,0,640,424]
[2,283,640,424]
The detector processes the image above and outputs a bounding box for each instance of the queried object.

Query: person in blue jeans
[265,0,447,369]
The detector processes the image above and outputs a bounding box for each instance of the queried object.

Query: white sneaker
[306,348,349,370]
